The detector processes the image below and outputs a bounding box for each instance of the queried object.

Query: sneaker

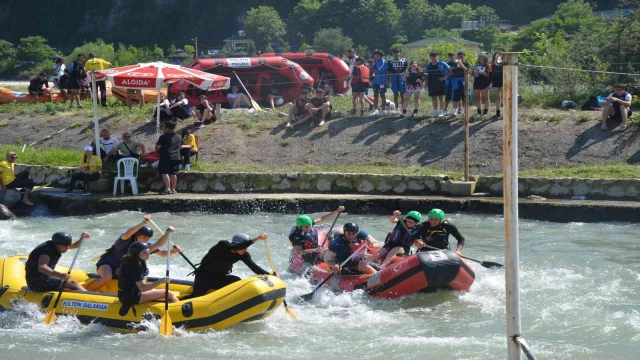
[432,110,438,117]
[370,110,379,116]
[360,110,364,116]
[452,109,458,117]
[194,122,204,129]
[171,190,178,194]
[369,104,374,111]
[77,104,83,108]
[184,164,191,171]
[140,163,149,168]
[458,109,464,116]
[437,110,445,117]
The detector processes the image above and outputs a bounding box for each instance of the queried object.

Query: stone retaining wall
[16,164,640,201]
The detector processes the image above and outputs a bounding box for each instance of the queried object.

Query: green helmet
[428,208,445,220]
[405,211,422,223]
[296,215,313,227]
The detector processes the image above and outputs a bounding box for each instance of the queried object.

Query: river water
[0,211,638,359]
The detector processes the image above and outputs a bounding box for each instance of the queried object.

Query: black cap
[343,222,359,233]
[135,225,154,238]
[51,232,72,246]
[89,52,97,58]
[129,241,150,256]
[38,72,47,77]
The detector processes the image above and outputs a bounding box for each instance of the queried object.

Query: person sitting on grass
[227,85,252,109]
[105,132,145,161]
[28,72,52,103]
[167,91,191,120]
[286,89,311,130]
[306,88,332,126]
[601,83,633,131]
[266,87,284,109]
[0,151,35,206]
[191,94,215,128]
[180,129,198,171]
[65,146,102,195]
[152,92,172,122]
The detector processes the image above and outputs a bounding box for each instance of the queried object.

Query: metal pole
[503,52,522,360]
[464,68,470,182]
[195,37,198,59]
[91,71,101,157]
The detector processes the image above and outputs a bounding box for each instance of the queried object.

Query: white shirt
[52,63,65,80]
[100,136,120,153]
[609,92,632,102]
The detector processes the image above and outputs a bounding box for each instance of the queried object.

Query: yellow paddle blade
[284,305,297,320]
[43,310,56,324]
[251,99,262,112]
[160,310,173,337]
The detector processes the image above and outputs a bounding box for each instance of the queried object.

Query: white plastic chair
[113,158,139,196]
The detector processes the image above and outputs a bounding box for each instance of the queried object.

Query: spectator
[167,91,191,120]
[155,121,181,195]
[491,51,504,119]
[180,129,198,171]
[444,52,469,117]
[306,88,332,126]
[105,132,145,161]
[191,94,215,128]
[152,92,172,122]
[65,146,102,195]
[58,69,70,103]
[227,85,252,109]
[67,53,86,108]
[601,83,633,131]
[92,129,120,162]
[0,151,35,206]
[50,58,65,90]
[83,52,112,107]
[266,87,284,109]
[388,48,408,110]
[344,48,357,92]
[401,61,424,118]
[286,89,311,130]
[28,72,52,103]
[425,51,450,117]
[126,89,145,111]
[350,57,370,116]
[473,53,491,116]
[370,49,388,115]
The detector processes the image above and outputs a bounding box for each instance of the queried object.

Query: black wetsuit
[191,240,269,297]
[412,220,465,251]
[289,226,321,263]
[25,241,63,292]
[117,257,149,306]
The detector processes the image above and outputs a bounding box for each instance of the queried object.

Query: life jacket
[352,65,370,84]
[421,220,451,250]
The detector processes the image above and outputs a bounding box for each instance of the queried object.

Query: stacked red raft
[288,227,475,299]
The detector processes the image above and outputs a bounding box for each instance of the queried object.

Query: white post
[156,91,161,139]
[503,52,522,360]
[91,71,101,157]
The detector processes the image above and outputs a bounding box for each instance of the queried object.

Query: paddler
[324,222,379,275]
[189,233,272,297]
[85,215,181,292]
[117,234,178,307]
[412,209,465,255]
[370,210,421,267]
[289,206,345,264]
[25,232,89,292]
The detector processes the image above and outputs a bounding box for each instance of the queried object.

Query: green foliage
[465,25,513,52]
[313,28,353,57]
[441,3,474,29]
[0,40,18,77]
[424,28,462,39]
[244,6,286,51]
[286,0,323,45]
[184,45,195,57]
[66,39,115,63]
[473,5,499,21]
[405,41,477,66]
[299,43,313,52]
[16,36,55,63]
[401,0,443,41]
[0,145,82,167]
[358,0,404,51]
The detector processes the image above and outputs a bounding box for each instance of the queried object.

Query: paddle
[299,242,367,301]
[159,231,173,337]
[43,233,87,324]
[232,71,262,111]
[149,219,197,270]
[307,212,341,268]
[32,175,73,192]
[263,239,297,320]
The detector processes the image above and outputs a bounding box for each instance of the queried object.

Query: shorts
[473,77,491,90]
[28,89,47,95]
[373,84,387,94]
[445,80,465,102]
[351,83,368,93]
[96,256,121,278]
[390,76,406,94]
[118,289,142,306]
[428,82,446,97]
[158,159,181,175]
[27,276,63,292]
[6,171,35,190]
[67,80,81,90]
[492,76,503,88]
[383,242,410,254]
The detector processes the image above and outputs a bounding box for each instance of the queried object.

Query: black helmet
[129,242,150,256]
[232,233,251,244]
[343,222,359,233]
[135,225,154,238]
[51,232,72,246]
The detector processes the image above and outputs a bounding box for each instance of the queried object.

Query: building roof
[403,38,483,47]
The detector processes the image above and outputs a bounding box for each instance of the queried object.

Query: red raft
[168,56,314,106]
[260,52,351,94]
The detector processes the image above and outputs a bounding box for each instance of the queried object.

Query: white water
[0,211,638,359]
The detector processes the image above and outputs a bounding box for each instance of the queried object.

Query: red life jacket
[352,65,370,84]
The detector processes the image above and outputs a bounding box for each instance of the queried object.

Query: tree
[16,36,55,63]
[244,6,286,52]
[0,40,18,77]
[466,25,513,52]
[358,0,404,51]
[184,45,195,57]
[286,0,323,45]
[424,28,462,39]
[401,0,432,42]
[312,28,353,57]
[66,39,116,64]
[473,5,499,21]
[441,3,474,29]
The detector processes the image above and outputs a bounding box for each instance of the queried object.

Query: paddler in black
[25,232,89,292]
[118,233,178,307]
[191,233,271,297]
[86,214,181,292]
[412,208,465,255]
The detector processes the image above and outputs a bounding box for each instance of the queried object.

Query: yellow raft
[0,255,286,332]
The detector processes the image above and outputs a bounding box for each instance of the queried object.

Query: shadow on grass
[566,116,640,160]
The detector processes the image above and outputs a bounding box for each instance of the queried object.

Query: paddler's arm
[365,235,380,248]
[121,215,152,240]
[446,223,465,255]
[241,253,270,275]
[148,226,175,254]
[136,276,170,292]
[227,232,268,251]
[389,210,401,223]
[69,232,90,249]
[314,205,345,224]
[155,245,181,257]
[324,250,341,274]
[37,255,69,281]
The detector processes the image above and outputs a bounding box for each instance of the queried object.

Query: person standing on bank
[370,49,389,115]
[25,232,89,292]
[388,48,408,110]
[473,53,492,117]
[155,121,182,195]
[425,52,450,117]
[190,233,271,297]
[444,52,469,117]
[401,61,424,118]
[65,146,102,195]
[83,52,112,107]
[412,209,465,255]
[490,51,504,119]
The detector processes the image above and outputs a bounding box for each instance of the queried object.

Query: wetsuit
[25,241,63,292]
[383,221,416,254]
[388,58,407,94]
[289,226,321,263]
[117,257,149,306]
[191,240,270,297]
[96,235,153,277]
[412,220,465,251]
[328,230,369,275]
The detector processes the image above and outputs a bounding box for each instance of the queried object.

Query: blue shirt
[386,222,415,248]
[329,229,370,264]
[426,60,450,81]
[372,58,388,86]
